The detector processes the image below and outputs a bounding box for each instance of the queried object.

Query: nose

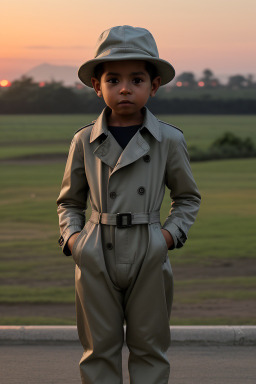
[119,82,131,95]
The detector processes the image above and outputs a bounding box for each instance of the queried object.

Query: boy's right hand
[67,232,81,254]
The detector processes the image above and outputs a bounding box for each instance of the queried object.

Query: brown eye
[108,78,119,84]
[133,78,143,84]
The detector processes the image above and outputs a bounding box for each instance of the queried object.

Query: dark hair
[94,63,105,82]
[94,61,158,83]
[145,62,158,82]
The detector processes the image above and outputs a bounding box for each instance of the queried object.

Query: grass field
[0,114,256,325]
[0,114,256,157]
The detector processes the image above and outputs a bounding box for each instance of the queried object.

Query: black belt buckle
[116,212,132,228]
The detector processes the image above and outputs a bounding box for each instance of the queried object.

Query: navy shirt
[108,125,142,149]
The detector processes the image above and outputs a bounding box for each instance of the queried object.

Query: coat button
[106,243,113,250]
[143,154,151,162]
[137,186,145,195]
[110,191,117,199]
[58,236,64,246]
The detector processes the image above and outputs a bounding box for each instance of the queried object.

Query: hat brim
[78,55,175,87]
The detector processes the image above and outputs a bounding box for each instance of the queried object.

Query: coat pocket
[153,223,169,262]
[72,221,92,266]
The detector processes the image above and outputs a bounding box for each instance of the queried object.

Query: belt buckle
[116,212,132,228]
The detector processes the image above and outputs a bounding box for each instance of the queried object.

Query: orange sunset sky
[1,0,256,81]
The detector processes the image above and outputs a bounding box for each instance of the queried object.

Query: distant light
[176,81,183,87]
[198,81,205,87]
[0,79,11,87]
[75,83,85,89]
[39,81,46,87]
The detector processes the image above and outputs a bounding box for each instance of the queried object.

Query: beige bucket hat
[78,25,175,87]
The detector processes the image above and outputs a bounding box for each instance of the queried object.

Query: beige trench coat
[57,106,200,254]
[57,106,201,384]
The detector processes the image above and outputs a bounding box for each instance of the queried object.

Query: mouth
[118,100,133,105]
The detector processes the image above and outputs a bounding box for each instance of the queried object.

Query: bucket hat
[78,25,175,87]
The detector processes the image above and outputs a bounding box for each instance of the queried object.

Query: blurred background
[0,0,256,326]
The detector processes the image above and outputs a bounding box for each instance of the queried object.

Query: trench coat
[57,106,201,384]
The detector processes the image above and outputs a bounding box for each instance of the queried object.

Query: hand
[161,229,174,249]
[67,232,80,254]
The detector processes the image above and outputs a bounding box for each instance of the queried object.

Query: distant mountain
[23,63,79,86]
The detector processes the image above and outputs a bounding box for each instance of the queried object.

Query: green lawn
[1,114,256,157]
[158,115,256,151]
[169,158,256,261]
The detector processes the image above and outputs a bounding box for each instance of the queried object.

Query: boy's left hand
[161,229,174,249]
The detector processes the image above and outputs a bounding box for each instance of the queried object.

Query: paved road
[0,344,255,384]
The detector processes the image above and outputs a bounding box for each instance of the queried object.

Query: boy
[57,25,201,384]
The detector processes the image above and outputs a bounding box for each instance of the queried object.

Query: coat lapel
[93,134,123,169]
[112,108,162,173]
[90,107,122,169]
[90,107,162,172]
[112,131,149,174]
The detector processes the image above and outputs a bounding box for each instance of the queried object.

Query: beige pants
[73,222,173,384]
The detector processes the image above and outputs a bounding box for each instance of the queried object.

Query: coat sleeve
[162,133,201,249]
[57,137,89,256]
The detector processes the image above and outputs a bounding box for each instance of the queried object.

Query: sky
[1,0,256,81]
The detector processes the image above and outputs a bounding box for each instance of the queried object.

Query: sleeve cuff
[162,222,187,249]
[58,225,82,256]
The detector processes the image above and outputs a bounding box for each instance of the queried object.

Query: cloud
[25,45,91,50]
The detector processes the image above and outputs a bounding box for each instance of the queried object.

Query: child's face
[91,60,161,125]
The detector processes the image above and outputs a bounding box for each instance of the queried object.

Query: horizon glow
[1,0,256,80]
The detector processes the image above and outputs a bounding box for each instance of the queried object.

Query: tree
[199,69,220,88]
[175,72,197,87]
[246,74,255,88]
[202,69,214,81]
[0,76,80,113]
[227,75,247,89]
[0,77,38,113]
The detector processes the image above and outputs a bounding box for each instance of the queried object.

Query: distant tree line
[0,75,255,114]
[0,77,103,114]
[174,69,256,89]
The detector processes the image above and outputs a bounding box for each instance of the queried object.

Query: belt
[90,210,160,229]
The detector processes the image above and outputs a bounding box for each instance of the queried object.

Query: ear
[91,77,102,97]
[150,76,161,97]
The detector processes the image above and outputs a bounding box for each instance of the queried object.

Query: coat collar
[90,107,110,143]
[141,107,162,142]
[90,106,162,143]
[91,106,162,172]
